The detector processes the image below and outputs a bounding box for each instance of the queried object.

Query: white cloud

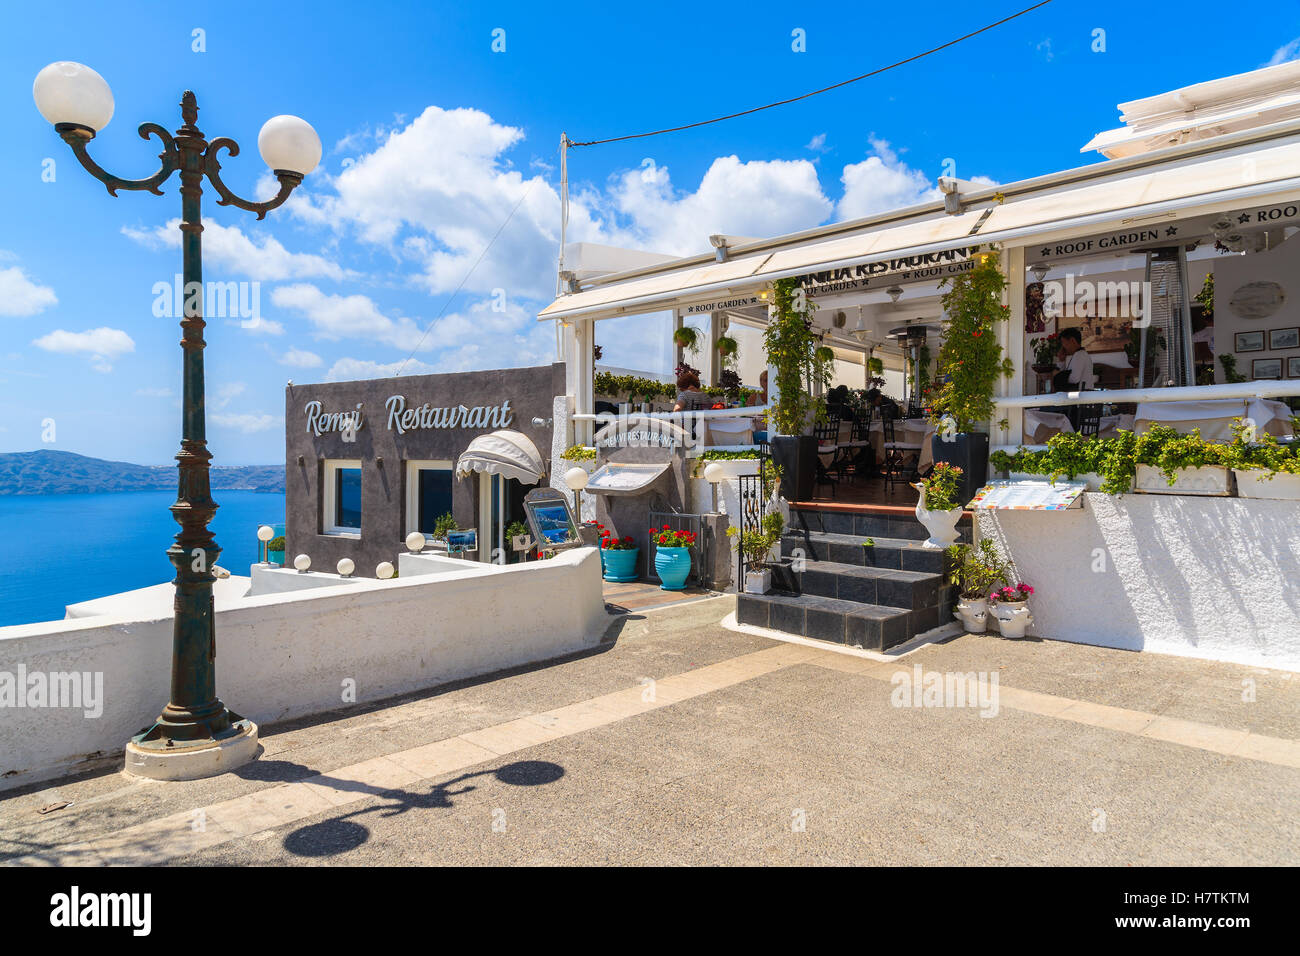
[805,133,829,153]
[212,382,247,410]
[1036,38,1054,62]
[324,357,441,381]
[135,386,173,398]
[122,220,348,281]
[596,155,832,257]
[234,317,285,336]
[32,327,134,373]
[271,283,429,350]
[1266,37,1300,66]
[835,136,996,222]
[0,265,58,317]
[280,347,323,368]
[210,412,279,433]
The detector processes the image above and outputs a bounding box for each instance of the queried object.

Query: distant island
[0,450,284,496]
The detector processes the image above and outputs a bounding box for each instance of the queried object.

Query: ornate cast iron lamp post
[33,61,320,779]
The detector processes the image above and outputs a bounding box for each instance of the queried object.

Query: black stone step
[780,530,952,575]
[736,591,920,651]
[791,507,972,544]
[793,559,944,611]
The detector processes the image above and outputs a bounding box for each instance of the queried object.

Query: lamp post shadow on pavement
[33,61,321,781]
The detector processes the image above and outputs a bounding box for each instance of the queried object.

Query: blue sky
[2,0,1298,464]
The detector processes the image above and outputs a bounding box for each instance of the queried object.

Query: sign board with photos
[522,487,583,552]
[968,480,1087,511]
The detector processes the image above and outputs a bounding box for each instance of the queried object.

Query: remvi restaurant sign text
[304,396,515,436]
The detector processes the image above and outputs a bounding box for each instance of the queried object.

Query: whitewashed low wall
[977,494,1300,670]
[0,547,607,792]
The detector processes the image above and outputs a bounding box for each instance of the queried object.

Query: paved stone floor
[2,596,1297,866]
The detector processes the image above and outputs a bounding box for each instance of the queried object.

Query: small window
[405,460,454,536]
[323,459,363,536]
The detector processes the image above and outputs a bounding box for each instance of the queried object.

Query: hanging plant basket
[673,326,699,351]
[716,334,739,356]
[815,345,836,364]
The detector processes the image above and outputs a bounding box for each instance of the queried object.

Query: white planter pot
[743,568,772,595]
[700,458,761,479]
[911,486,962,549]
[953,597,988,634]
[991,600,1034,639]
[1134,464,1232,496]
[1232,469,1300,500]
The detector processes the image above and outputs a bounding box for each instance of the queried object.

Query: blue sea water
[0,490,285,628]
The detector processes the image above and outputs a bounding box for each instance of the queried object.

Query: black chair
[881,409,922,493]
[812,416,841,497]
[836,407,875,480]
[1078,404,1103,437]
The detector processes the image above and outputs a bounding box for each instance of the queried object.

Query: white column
[574,318,594,445]
[1001,245,1027,447]
[706,311,722,386]
[672,309,684,371]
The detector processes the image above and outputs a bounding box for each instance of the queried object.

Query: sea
[0,490,285,628]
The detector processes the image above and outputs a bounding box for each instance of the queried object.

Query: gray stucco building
[284,363,565,576]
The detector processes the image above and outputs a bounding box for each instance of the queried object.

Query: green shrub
[432,513,458,539]
[560,445,596,461]
[267,536,286,551]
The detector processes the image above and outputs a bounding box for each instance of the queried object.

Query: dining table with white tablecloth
[1133,399,1294,441]
[1022,409,1136,443]
[864,417,934,472]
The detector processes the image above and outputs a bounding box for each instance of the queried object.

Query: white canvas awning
[538,129,1300,324]
[455,430,546,484]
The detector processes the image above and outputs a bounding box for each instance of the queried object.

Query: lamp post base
[123,718,259,781]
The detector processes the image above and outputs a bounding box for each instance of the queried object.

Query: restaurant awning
[455,430,546,484]
[538,129,1300,323]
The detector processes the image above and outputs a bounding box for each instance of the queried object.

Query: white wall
[0,547,607,792]
[976,493,1300,670]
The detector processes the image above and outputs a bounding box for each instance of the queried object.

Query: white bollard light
[376,561,395,579]
[405,531,426,553]
[293,553,311,573]
[336,557,355,577]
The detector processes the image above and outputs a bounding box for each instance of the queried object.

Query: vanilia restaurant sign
[305,396,514,436]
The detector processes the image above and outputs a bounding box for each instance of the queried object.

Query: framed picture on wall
[1289,356,1300,378]
[1252,358,1283,380]
[1269,327,1300,350]
[1235,331,1266,352]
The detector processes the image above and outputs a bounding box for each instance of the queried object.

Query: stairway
[736,507,968,651]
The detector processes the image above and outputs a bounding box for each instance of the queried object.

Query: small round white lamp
[703,462,726,512]
[564,466,590,521]
[336,557,355,578]
[405,531,426,554]
[376,561,395,579]
[293,553,311,573]
[257,524,275,565]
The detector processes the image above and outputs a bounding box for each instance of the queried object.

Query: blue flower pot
[602,547,639,583]
[654,546,691,591]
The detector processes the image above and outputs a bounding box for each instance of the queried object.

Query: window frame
[404,459,456,537]
[322,458,364,537]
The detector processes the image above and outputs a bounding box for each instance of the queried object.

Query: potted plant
[1133,425,1232,496]
[763,277,834,501]
[1124,325,1166,369]
[598,524,639,582]
[431,512,458,548]
[911,462,964,547]
[267,535,286,566]
[945,539,1011,634]
[988,582,1035,639]
[507,520,532,553]
[929,249,1015,508]
[726,511,784,594]
[1030,333,1060,374]
[1224,418,1300,500]
[650,524,697,591]
[716,334,739,364]
[673,325,700,354]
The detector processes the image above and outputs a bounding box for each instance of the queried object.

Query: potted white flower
[945,540,1012,634]
[988,583,1035,639]
[911,462,964,548]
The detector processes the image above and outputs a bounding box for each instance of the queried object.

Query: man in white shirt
[1053,327,1095,391]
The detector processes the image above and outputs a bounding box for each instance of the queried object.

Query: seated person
[866,387,900,420]
[745,369,768,407]
[672,369,707,412]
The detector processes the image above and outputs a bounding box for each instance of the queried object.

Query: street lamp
[563,466,589,520]
[34,61,319,780]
